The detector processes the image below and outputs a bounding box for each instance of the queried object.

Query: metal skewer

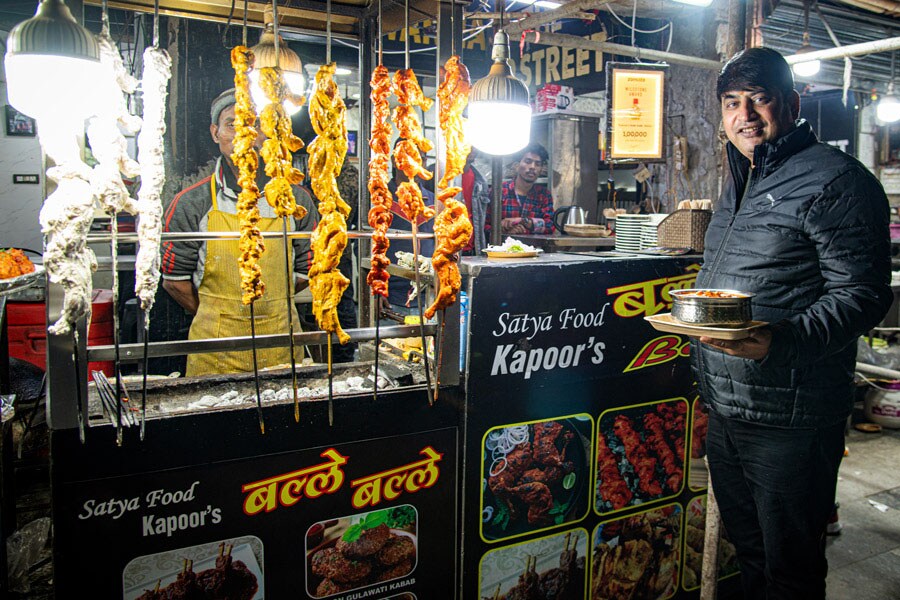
[73,335,86,443]
[140,325,149,439]
[282,218,301,422]
[109,214,123,446]
[327,334,334,425]
[373,296,381,401]
[410,221,434,404]
[433,310,446,404]
[249,301,266,434]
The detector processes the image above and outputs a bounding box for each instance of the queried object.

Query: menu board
[461,254,742,599]
[607,64,667,162]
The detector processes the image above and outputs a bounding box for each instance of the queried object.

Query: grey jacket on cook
[693,119,892,427]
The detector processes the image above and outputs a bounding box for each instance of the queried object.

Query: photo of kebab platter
[305,505,418,598]
[681,495,739,591]
[123,538,263,600]
[594,399,688,515]
[482,417,591,541]
[591,504,682,600]
[479,530,587,600]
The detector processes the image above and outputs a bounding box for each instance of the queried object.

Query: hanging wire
[450,0,456,56]
[152,0,161,48]
[405,0,410,69]
[242,0,248,46]
[378,0,383,64]
[273,0,280,68]
[101,0,110,35]
[327,0,333,64]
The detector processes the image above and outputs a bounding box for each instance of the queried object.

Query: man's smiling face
[721,87,799,161]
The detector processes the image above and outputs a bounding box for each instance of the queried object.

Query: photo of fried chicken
[595,399,688,514]
[483,418,591,540]
[591,505,681,600]
[306,507,418,598]
[480,530,587,599]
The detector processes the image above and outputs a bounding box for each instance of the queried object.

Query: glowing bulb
[248,69,306,115]
[792,59,820,78]
[6,54,103,122]
[877,92,900,124]
[465,102,532,156]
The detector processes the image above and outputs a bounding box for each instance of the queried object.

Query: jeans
[706,410,845,600]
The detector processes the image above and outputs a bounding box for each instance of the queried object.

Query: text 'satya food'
[308,63,352,344]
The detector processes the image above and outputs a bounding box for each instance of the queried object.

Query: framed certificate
[605,63,667,163]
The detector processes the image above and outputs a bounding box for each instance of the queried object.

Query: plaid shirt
[484,180,555,235]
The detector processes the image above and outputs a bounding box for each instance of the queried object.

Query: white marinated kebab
[135,44,172,439]
[87,23,144,445]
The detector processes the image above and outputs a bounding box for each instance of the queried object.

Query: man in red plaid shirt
[485,143,555,237]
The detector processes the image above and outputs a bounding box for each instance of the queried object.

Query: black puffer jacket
[694,120,892,427]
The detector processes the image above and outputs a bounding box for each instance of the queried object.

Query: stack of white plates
[614,214,650,252]
[640,214,668,250]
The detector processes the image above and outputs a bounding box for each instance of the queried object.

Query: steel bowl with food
[669,289,754,327]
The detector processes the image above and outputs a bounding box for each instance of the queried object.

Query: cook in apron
[186,176,304,376]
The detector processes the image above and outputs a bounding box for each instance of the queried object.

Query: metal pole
[700,471,721,600]
[520,31,723,71]
[491,156,503,247]
[783,36,900,64]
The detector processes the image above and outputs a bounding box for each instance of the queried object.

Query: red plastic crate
[7,289,115,380]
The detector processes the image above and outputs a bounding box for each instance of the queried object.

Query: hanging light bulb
[4,0,103,122]
[792,33,821,78]
[466,30,531,156]
[878,83,900,124]
[792,3,820,79]
[249,6,305,115]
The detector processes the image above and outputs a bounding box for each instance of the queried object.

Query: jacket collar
[727,119,818,183]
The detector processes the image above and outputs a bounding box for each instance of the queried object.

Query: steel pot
[669,289,753,326]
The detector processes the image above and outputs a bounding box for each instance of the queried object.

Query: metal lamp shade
[466,31,532,156]
[5,0,102,121]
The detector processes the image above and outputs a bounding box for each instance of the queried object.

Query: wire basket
[657,210,712,252]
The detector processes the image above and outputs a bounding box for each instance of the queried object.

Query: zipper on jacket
[705,166,754,278]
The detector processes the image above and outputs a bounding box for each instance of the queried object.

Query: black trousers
[706,410,845,600]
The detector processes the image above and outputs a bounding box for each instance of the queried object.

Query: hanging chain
[242,0,248,46]
[273,0,280,69]
[101,0,109,36]
[153,0,161,47]
[327,0,332,64]
[450,0,455,56]
[378,0,383,65]
[404,0,410,69]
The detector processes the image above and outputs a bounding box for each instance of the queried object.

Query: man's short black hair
[716,47,794,101]
[517,142,548,163]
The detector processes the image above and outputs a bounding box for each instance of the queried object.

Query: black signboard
[460,254,741,599]
[52,391,459,599]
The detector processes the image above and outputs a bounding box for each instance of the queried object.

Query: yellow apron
[186,176,303,376]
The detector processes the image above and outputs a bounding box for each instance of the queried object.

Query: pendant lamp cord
[242,0,248,46]
[327,0,332,64]
[273,0,280,68]
[153,0,161,48]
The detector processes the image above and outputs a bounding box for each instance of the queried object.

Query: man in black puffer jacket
[693,48,891,600]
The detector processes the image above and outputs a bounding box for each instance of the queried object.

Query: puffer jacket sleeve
[765,167,892,368]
